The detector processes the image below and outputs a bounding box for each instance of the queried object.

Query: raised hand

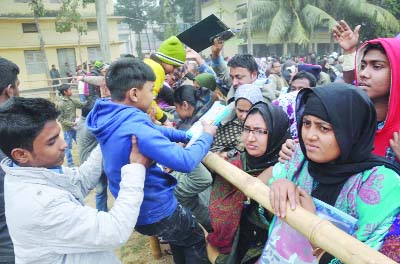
[211,38,224,59]
[332,20,361,53]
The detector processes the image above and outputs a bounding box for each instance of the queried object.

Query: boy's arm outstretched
[138,121,217,173]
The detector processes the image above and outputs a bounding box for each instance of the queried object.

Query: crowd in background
[0,19,399,264]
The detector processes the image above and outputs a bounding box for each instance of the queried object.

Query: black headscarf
[296,83,400,205]
[243,102,291,172]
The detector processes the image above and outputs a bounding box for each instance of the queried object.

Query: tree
[115,0,147,58]
[147,2,165,41]
[29,0,51,83]
[245,0,399,55]
[55,0,88,65]
[175,0,196,24]
[162,0,179,37]
[243,0,337,55]
[312,0,399,47]
[354,0,400,40]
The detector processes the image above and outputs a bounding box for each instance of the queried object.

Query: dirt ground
[71,143,173,264]
[84,191,173,264]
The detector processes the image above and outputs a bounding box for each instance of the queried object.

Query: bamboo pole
[149,236,162,259]
[202,152,396,264]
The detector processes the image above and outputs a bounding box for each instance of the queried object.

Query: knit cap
[194,73,217,91]
[94,60,105,70]
[234,83,263,105]
[298,64,322,81]
[155,36,186,66]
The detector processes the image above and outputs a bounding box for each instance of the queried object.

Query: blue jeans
[95,173,108,212]
[64,130,76,167]
[135,204,208,264]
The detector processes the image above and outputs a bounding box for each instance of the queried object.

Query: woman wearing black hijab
[207,102,291,264]
[267,83,400,263]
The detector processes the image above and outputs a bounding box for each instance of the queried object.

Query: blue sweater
[86,99,213,225]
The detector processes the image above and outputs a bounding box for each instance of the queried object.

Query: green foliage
[115,0,147,33]
[55,0,87,35]
[136,37,143,59]
[175,0,195,23]
[247,0,399,46]
[29,0,45,17]
[249,0,336,45]
[163,0,179,37]
[82,0,95,6]
[359,0,400,38]
[369,0,400,18]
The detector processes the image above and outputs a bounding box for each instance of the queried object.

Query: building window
[87,46,104,63]
[24,50,47,75]
[22,23,38,33]
[87,22,97,31]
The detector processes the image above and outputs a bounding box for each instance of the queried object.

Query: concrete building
[0,0,123,92]
[201,0,337,57]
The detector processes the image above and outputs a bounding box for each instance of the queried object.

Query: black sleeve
[319,252,342,264]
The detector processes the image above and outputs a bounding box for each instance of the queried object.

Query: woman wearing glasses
[207,101,291,264]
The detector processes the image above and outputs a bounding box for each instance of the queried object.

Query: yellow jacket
[144,58,167,123]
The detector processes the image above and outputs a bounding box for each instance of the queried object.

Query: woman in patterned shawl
[207,101,291,264]
[267,83,400,263]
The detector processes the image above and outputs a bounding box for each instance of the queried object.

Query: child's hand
[163,119,174,128]
[130,136,152,168]
[186,48,203,65]
[269,179,300,218]
[202,121,217,137]
[298,187,316,214]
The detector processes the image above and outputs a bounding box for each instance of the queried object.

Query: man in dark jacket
[0,57,20,263]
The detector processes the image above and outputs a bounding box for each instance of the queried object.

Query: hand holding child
[130,135,152,168]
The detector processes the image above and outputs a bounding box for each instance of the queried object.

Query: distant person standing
[63,62,73,83]
[268,60,289,92]
[87,61,105,100]
[56,84,84,167]
[50,64,61,86]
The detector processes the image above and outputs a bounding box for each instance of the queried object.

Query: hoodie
[355,38,400,158]
[86,99,213,225]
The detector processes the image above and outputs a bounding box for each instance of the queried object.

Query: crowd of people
[0,19,399,264]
